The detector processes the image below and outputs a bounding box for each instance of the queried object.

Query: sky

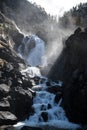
[28,0,87,17]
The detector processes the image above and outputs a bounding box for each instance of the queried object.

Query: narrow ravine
[14,68,80,129]
[14,35,80,130]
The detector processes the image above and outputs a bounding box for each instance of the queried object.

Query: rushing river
[14,35,80,130]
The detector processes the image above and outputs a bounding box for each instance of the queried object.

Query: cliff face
[0,0,59,43]
[1,0,87,126]
[0,12,34,126]
[48,28,87,124]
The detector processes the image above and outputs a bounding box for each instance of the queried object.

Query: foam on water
[14,73,80,129]
[21,66,41,78]
[14,90,80,129]
[22,91,79,129]
[18,35,47,67]
[15,35,80,130]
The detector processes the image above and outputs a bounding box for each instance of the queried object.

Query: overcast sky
[28,0,87,16]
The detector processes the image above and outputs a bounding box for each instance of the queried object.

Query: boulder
[41,112,48,122]
[9,87,33,120]
[0,111,17,125]
[0,98,10,111]
[47,103,52,109]
[54,92,62,104]
[46,86,62,94]
[0,14,34,126]
[0,84,10,98]
[21,126,42,130]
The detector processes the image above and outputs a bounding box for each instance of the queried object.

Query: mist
[28,0,87,17]
[40,23,75,75]
[4,0,84,75]
[24,0,81,74]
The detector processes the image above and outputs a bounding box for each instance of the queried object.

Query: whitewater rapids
[14,35,80,130]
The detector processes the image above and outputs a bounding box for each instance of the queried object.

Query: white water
[15,88,80,129]
[18,35,47,67]
[15,35,80,129]
[14,67,80,130]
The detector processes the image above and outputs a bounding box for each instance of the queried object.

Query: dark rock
[4,126,16,130]
[74,27,81,35]
[0,126,16,130]
[0,84,10,98]
[0,13,34,126]
[62,71,87,124]
[21,126,42,130]
[41,112,48,122]
[41,104,46,111]
[0,98,10,111]
[0,84,10,93]
[29,88,36,97]
[9,87,33,120]
[46,86,62,94]
[48,29,87,124]
[54,92,62,104]
[47,104,51,109]
[46,81,51,86]
[40,78,46,84]
[36,31,47,43]
[33,76,40,85]
[0,111,17,125]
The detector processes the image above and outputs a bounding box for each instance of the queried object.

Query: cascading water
[14,68,80,130]
[18,35,47,67]
[15,34,80,130]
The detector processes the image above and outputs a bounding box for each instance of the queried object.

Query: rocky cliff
[0,0,60,44]
[0,12,35,127]
[1,0,87,128]
[48,27,87,124]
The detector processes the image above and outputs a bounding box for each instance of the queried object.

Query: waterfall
[18,35,47,67]
[15,34,80,130]
[14,67,80,130]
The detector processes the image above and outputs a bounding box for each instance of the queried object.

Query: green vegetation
[59,3,87,28]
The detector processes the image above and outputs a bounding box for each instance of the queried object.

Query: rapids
[14,35,80,130]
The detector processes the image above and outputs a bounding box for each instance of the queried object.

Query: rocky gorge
[48,28,87,124]
[0,12,35,128]
[0,0,87,130]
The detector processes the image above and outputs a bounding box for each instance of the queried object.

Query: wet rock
[0,126,16,130]
[0,98,10,111]
[46,86,62,94]
[0,111,17,125]
[9,87,33,120]
[41,104,46,111]
[47,103,51,109]
[41,112,48,122]
[62,71,87,124]
[21,126,42,130]
[46,81,51,86]
[0,84,10,98]
[0,84,10,93]
[33,76,40,85]
[74,27,81,35]
[40,78,46,84]
[48,28,87,124]
[29,88,36,97]
[0,13,34,126]
[4,126,16,130]
[54,92,62,104]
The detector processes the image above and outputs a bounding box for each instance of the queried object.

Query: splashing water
[14,67,80,130]
[18,35,47,67]
[15,34,80,130]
